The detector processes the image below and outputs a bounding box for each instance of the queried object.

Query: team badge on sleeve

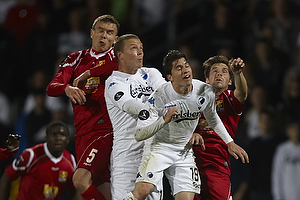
[114,91,124,101]
[138,109,150,120]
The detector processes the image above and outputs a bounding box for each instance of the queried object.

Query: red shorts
[75,131,113,187]
[195,167,231,200]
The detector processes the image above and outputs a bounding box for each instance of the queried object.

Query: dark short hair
[113,34,140,61]
[91,14,120,33]
[202,55,233,79]
[162,50,187,75]
[46,121,69,136]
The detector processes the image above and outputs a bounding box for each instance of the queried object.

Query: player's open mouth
[183,75,190,79]
[54,143,63,147]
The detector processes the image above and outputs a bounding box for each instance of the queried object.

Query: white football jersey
[137,79,232,150]
[105,67,166,164]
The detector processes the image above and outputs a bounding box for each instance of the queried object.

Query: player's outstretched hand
[65,85,86,105]
[6,133,21,152]
[189,133,205,151]
[227,141,249,163]
[73,70,91,88]
[230,57,245,74]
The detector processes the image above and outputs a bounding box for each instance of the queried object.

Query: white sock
[123,192,137,200]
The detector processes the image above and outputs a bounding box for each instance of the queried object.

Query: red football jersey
[193,90,246,176]
[5,143,76,200]
[46,47,118,137]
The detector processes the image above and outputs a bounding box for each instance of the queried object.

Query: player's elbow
[134,131,142,142]
[134,128,147,142]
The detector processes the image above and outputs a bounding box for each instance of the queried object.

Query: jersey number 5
[86,148,98,163]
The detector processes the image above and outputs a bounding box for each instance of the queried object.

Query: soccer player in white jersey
[124,50,249,200]
[104,34,166,200]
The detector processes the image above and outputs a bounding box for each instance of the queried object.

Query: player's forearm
[213,123,233,144]
[234,72,248,102]
[46,82,69,96]
[135,117,166,142]
[204,111,233,144]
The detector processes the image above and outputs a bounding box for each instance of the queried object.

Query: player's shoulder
[140,66,161,75]
[13,144,44,169]
[106,70,122,85]
[62,150,76,168]
[152,82,170,97]
[62,149,76,159]
[60,49,89,67]
[28,143,47,160]
[192,79,214,92]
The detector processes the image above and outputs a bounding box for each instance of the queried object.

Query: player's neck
[118,65,139,75]
[173,83,192,95]
[214,88,225,98]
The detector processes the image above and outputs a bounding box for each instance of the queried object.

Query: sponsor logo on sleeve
[14,157,22,167]
[138,110,150,120]
[114,91,124,101]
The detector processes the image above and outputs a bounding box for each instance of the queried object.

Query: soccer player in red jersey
[46,15,120,200]
[190,56,248,200]
[0,121,79,200]
[0,134,20,160]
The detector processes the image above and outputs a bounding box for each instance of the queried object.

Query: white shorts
[136,146,200,196]
[111,157,162,200]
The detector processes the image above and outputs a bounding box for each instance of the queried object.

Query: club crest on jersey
[96,60,105,67]
[216,100,224,112]
[142,73,148,80]
[138,109,150,120]
[114,91,124,101]
[58,171,68,182]
[197,97,205,106]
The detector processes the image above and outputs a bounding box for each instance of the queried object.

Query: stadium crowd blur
[1,0,300,199]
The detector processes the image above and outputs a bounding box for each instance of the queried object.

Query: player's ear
[167,74,172,81]
[117,51,122,60]
[205,77,209,83]
[90,29,94,39]
[114,36,119,43]
[228,79,232,85]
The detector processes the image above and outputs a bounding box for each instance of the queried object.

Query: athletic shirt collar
[43,143,63,164]
[90,47,113,59]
